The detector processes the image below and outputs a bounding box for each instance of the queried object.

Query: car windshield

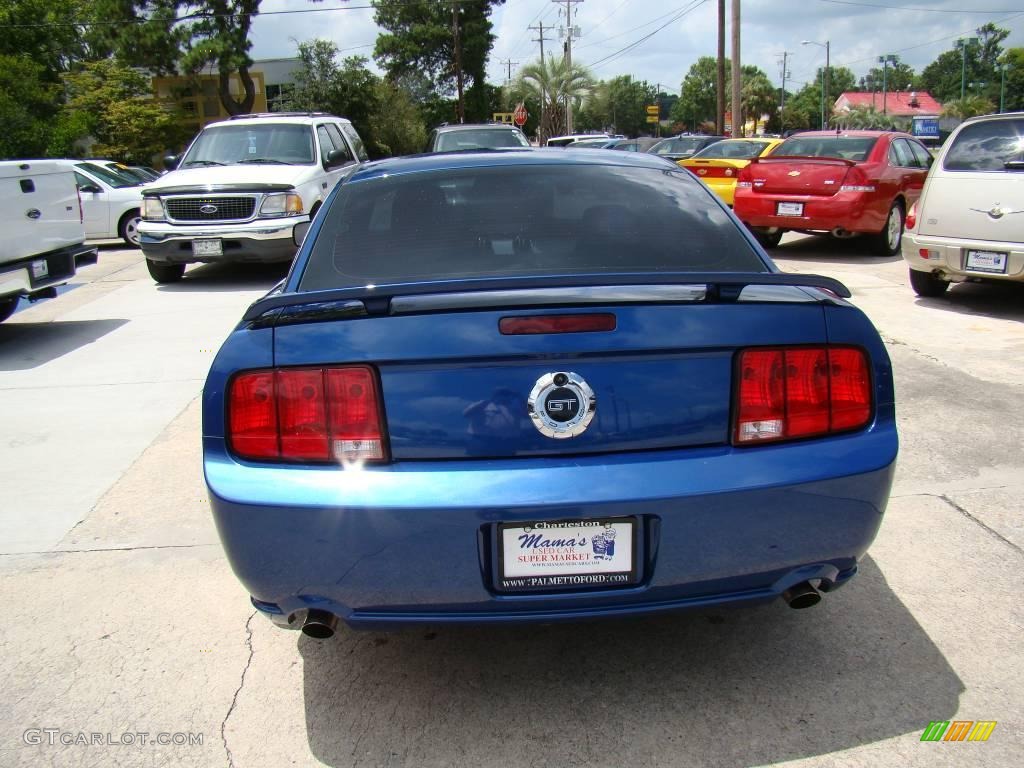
[943,118,1024,172]
[435,129,530,152]
[299,164,765,291]
[76,162,140,188]
[650,137,711,155]
[774,136,878,161]
[692,140,772,160]
[180,124,316,166]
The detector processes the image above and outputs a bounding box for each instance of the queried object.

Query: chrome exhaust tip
[301,609,339,639]
[782,581,822,609]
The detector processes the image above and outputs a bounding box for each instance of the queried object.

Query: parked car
[733,130,932,252]
[678,138,783,206]
[89,161,159,184]
[647,134,727,162]
[611,137,662,153]
[0,160,96,323]
[902,112,1024,297]
[428,124,531,152]
[546,133,610,148]
[204,148,897,637]
[51,160,145,247]
[139,112,368,283]
[565,137,621,149]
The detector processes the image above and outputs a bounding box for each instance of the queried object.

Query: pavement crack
[0,543,217,557]
[221,611,257,768]
[939,494,1023,557]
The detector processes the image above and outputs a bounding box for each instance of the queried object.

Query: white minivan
[902,112,1024,297]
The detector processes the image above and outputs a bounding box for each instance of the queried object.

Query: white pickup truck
[138,112,368,283]
[0,161,97,324]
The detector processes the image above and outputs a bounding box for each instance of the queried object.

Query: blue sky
[249,0,1024,94]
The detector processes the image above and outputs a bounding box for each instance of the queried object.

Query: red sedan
[733,130,932,253]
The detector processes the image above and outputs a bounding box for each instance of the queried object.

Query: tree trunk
[219,66,256,116]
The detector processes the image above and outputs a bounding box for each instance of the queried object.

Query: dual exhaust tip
[298,581,822,638]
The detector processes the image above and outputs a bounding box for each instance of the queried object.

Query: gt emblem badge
[528,372,596,439]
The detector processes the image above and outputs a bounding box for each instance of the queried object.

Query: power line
[814,0,1018,14]
[575,2,704,52]
[585,0,708,70]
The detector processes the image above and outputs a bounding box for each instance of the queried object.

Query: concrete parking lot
[0,236,1021,767]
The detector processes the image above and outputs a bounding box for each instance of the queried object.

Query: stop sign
[513,103,528,126]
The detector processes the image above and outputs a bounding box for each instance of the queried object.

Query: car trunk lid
[916,173,1024,243]
[748,157,855,196]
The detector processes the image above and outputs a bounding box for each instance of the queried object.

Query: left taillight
[228,366,388,463]
[733,346,872,445]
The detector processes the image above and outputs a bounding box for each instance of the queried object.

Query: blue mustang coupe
[203,149,897,638]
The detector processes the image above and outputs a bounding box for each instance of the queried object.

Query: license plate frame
[964,249,1008,274]
[495,517,640,593]
[192,238,223,257]
[776,201,804,217]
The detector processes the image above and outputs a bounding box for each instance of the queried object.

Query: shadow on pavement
[0,318,129,371]
[155,261,290,293]
[769,233,903,266]
[915,280,1024,322]
[299,556,961,767]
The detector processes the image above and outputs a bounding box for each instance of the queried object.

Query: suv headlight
[259,192,304,217]
[143,198,165,220]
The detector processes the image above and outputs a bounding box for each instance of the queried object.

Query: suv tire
[146,259,185,283]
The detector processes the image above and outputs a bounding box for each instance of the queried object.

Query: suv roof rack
[227,112,335,120]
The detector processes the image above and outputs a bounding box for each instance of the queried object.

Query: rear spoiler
[243,272,851,327]
[749,156,857,166]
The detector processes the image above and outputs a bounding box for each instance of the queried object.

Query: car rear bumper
[734,191,885,233]
[903,230,1024,282]
[138,217,306,264]
[0,243,92,300]
[700,178,738,206]
[205,425,898,628]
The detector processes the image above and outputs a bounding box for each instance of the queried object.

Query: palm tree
[741,70,776,134]
[511,57,595,141]
[942,96,995,120]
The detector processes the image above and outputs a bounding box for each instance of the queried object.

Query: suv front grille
[166,196,256,222]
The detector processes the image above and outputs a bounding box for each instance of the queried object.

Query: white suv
[138,113,368,283]
[902,112,1024,297]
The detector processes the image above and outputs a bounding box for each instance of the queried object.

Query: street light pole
[802,40,830,128]
[1000,63,1007,113]
[878,54,897,116]
[957,38,978,102]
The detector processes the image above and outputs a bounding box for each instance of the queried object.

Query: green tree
[510,57,594,139]
[577,76,656,136]
[96,1,262,115]
[58,59,185,163]
[920,24,1009,104]
[370,81,428,156]
[741,66,776,134]
[859,61,916,92]
[0,55,62,158]
[999,48,1024,112]
[671,56,718,130]
[941,95,995,120]
[373,0,505,123]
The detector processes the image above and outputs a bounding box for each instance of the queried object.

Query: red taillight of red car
[228,366,387,463]
[734,346,872,445]
[736,165,753,188]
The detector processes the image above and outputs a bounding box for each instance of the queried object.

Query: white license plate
[31,260,48,279]
[498,518,636,591]
[192,239,223,257]
[777,202,804,217]
[965,250,1007,274]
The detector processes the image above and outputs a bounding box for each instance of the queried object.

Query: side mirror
[325,149,349,168]
[293,221,311,247]
[78,183,102,194]
[163,154,180,171]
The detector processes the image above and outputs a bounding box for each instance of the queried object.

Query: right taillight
[734,346,871,445]
[228,366,388,463]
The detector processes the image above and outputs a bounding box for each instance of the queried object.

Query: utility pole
[717,0,725,135]
[554,0,583,135]
[500,59,518,83]
[731,0,741,137]
[453,2,464,123]
[778,51,791,134]
[529,21,553,143]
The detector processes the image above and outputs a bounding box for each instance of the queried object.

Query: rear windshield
[943,118,1024,172]
[692,140,773,160]
[299,164,764,291]
[650,137,714,155]
[774,136,878,161]
[435,129,530,152]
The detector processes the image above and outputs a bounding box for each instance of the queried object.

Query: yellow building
[152,71,269,135]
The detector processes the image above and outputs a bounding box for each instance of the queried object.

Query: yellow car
[678,138,782,206]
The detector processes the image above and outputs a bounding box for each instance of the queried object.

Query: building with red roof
[834,91,943,117]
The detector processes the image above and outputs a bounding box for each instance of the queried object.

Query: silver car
[902,112,1024,296]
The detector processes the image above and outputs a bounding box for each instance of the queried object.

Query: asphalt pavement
[0,236,1020,768]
